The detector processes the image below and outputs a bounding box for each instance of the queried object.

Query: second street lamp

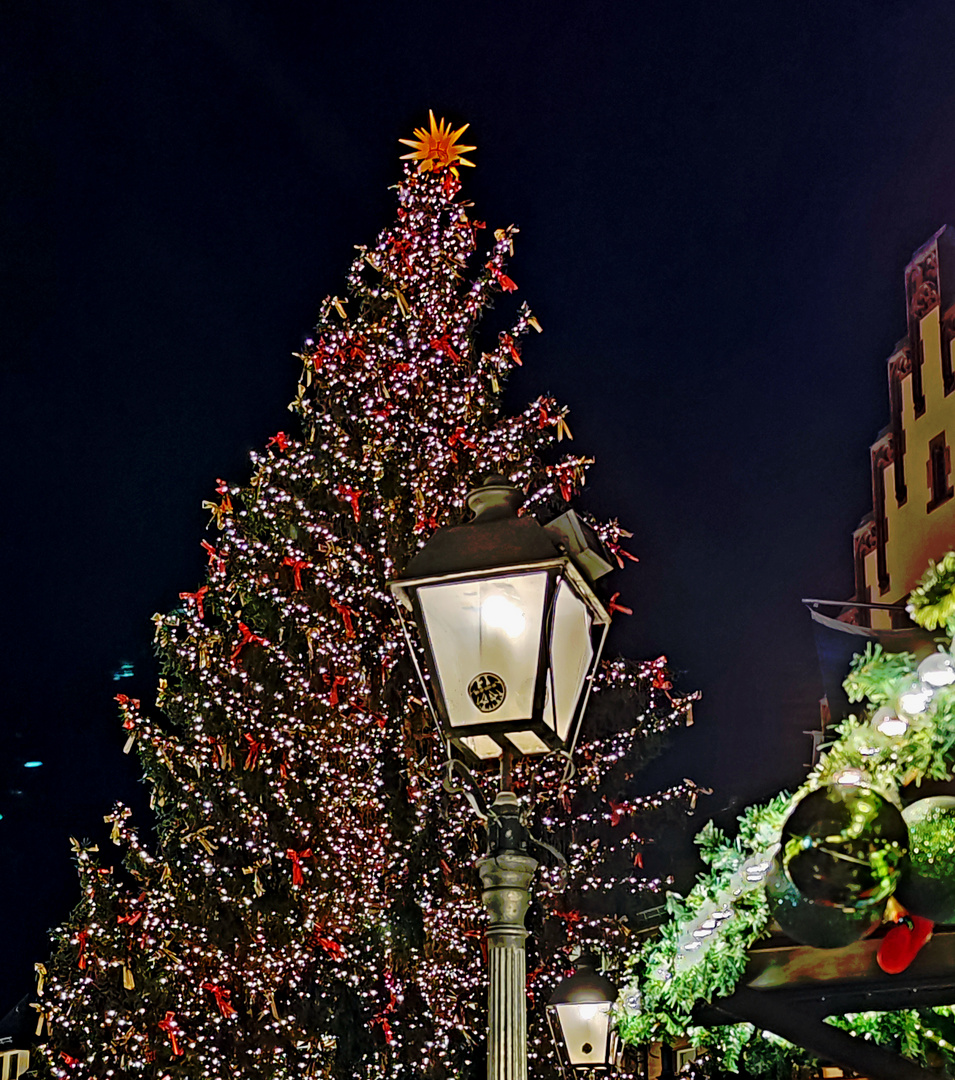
[390,475,613,1080]
[547,953,620,1078]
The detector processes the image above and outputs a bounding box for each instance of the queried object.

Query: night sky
[6,0,955,999]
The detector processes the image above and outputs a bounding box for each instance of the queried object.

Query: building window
[927,432,954,511]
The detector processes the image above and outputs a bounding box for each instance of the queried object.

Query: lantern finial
[467,475,522,521]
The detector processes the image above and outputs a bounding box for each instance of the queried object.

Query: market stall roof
[695,928,955,1080]
[803,601,938,723]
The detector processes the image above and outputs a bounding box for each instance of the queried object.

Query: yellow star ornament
[399,111,476,172]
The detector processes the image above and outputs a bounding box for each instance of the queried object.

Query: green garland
[686,1005,955,1076]
[907,552,955,631]
[617,554,955,1070]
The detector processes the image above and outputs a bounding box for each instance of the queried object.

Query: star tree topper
[399,110,476,171]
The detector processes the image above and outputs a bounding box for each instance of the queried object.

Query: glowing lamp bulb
[835,767,865,786]
[918,652,955,687]
[874,706,908,737]
[480,593,526,638]
[576,1004,599,1022]
[898,679,932,715]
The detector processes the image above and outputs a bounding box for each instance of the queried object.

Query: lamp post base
[477,845,538,1080]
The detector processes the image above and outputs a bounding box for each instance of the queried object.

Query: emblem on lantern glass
[468,672,506,712]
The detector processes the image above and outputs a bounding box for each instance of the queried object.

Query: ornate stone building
[852,226,955,627]
[807,229,955,733]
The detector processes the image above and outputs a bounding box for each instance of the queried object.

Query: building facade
[853,226,955,627]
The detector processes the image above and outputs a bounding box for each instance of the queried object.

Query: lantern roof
[402,476,611,584]
[549,954,618,1006]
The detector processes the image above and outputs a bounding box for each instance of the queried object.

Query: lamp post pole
[477,790,538,1080]
[389,476,615,1080]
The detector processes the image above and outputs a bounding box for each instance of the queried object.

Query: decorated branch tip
[616,553,955,1075]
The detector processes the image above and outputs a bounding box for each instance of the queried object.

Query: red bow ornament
[201,539,226,575]
[447,425,477,464]
[487,262,518,292]
[500,332,522,366]
[202,982,237,1018]
[316,935,344,960]
[606,541,639,569]
[335,485,364,523]
[429,334,462,363]
[231,622,268,665]
[327,674,347,706]
[329,597,356,638]
[76,929,88,970]
[244,734,267,770]
[282,556,311,591]
[390,236,413,271]
[414,512,439,535]
[442,168,461,197]
[608,593,633,616]
[158,1012,184,1056]
[179,585,209,620]
[286,848,313,887]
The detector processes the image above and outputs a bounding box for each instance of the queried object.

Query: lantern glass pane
[546,579,594,742]
[460,735,502,760]
[417,571,548,727]
[553,1001,611,1067]
[508,730,551,755]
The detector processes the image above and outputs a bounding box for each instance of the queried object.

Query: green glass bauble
[781,783,907,910]
[765,861,883,948]
[895,796,955,923]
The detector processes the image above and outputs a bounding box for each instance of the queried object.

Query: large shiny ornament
[781,783,907,910]
[895,796,955,923]
[765,861,883,948]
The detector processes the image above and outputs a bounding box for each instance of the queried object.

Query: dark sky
[5,0,955,995]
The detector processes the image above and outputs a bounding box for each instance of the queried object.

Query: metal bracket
[443,757,489,820]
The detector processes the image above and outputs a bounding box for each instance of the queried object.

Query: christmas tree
[36,114,698,1080]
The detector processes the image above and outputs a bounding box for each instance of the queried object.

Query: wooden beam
[711,987,936,1080]
[694,929,955,1023]
[745,928,955,998]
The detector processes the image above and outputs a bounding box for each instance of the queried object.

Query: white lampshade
[391,478,611,763]
[547,954,620,1076]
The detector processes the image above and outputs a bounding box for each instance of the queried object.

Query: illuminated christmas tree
[36,115,698,1080]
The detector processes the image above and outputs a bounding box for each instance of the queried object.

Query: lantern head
[547,953,620,1076]
[390,477,612,764]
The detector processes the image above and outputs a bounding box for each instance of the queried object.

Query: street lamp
[390,475,612,1080]
[390,475,611,767]
[547,953,620,1078]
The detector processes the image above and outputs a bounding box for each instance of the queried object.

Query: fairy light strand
[36,138,696,1080]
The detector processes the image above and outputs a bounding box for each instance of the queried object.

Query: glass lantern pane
[546,579,594,742]
[507,730,551,756]
[553,1001,611,1066]
[460,735,502,760]
[417,572,548,728]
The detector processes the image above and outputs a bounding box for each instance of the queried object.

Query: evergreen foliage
[618,555,955,1076]
[35,140,696,1080]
